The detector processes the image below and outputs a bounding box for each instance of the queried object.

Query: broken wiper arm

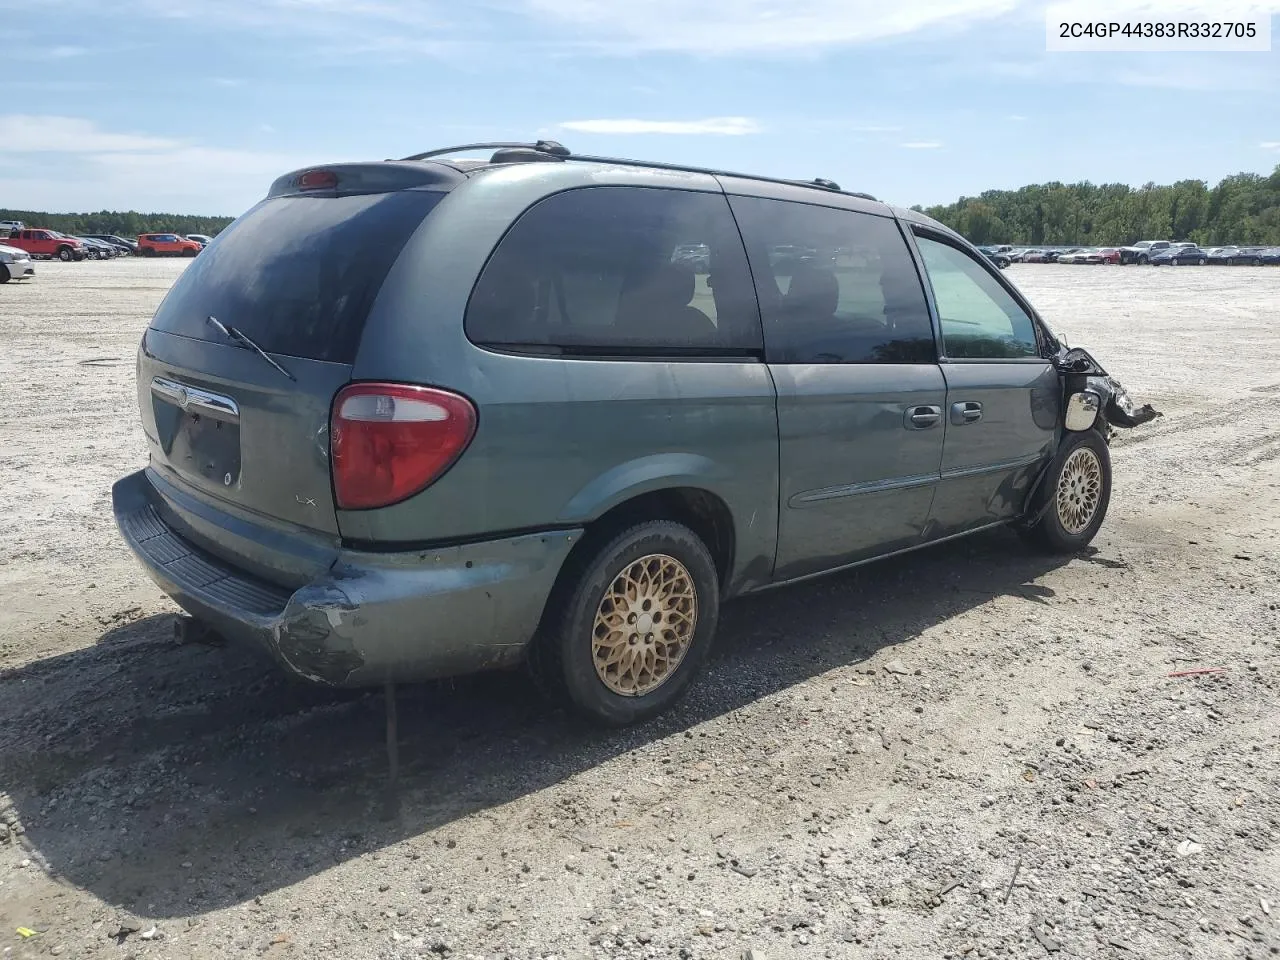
[205,315,296,382]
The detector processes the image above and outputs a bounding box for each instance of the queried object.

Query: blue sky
[2,0,1278,216]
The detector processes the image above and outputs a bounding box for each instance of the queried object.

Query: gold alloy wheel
[591,554,697,697]
[1056,447,1103,535]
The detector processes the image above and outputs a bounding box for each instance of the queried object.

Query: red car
[3,228,86,261]
[137,233,202,257]
[1096,247,1121,264]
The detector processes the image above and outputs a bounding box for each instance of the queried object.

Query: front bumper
[3,258,34,278]
[113,469,580,686]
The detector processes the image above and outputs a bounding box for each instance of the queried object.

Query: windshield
[149,190,443,363]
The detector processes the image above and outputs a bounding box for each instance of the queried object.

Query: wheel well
[575,488,736,589]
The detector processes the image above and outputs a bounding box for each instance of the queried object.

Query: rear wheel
[57,246,74,262]
[142,247,156,257]
[1021,431,1112,554]
[1198,258,1206,266]
[529,520,720,726]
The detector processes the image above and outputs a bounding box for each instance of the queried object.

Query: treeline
[917,164,1280,246]
[0,209,235,238]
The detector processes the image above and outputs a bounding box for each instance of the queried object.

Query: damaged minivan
[113,141,1158,725]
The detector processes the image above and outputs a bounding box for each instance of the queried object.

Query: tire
[57,246,74,262]
[142,247,156,257]
[1198,258,1206,266]
[183,248,197,258]
[529,520,720,726]
[1021,430,1112,554]
[0,264,9,283]
[1137,254,1148,265]
[1254,258,1263,267]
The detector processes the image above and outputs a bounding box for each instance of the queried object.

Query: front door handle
[951,401,983,425]
[905,405,942,430]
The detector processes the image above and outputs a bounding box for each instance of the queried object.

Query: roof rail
[395,139,877,202]
[399,140,570,162]
[562,153,876,202]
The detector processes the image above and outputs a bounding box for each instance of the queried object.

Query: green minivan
[113,141,1154,725]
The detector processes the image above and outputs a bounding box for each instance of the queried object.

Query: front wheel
[1021,431,1112,554]
[1137,255,1148,265]
[57,246,74,262]
[529,520,720,726]
[0,264,9,283]
[1198,258,1206,266]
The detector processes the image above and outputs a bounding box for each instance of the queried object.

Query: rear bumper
[113,469,580,687]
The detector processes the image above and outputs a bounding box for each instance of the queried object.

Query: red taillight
[330,383,477,510]
[298,169,338,191]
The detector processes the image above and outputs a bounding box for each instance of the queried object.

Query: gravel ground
[1,259,1278,960]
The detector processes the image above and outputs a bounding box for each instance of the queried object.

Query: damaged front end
[1053,346,1162,434]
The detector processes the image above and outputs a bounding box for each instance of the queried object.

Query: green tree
[917,165,1280,246]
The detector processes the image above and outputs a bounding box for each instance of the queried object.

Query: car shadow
[1,527,1072,920]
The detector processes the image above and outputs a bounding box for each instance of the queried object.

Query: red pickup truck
[3,228,86,261]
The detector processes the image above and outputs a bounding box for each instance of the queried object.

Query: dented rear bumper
[112,469,579,686]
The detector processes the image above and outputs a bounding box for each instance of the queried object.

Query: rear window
[150,190,443,363]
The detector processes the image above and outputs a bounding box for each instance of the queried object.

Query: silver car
[0,243,35,282]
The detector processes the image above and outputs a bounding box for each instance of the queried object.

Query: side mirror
[1064,391,1101,431]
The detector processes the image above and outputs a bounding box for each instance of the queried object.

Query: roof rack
[399,140,571,162]
[395,140,877,202]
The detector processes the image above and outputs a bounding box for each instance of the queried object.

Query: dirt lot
[1,259,1278,960]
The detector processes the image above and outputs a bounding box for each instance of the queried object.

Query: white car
[0,242,35,282]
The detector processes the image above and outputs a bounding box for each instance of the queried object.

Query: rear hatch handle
[206,315,296,382]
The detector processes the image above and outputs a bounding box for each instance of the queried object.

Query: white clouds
[522,0,1019,53]
[1262,142,1280,152]
[0,116,303,214]
[560,117,762,136]
[901,141,943,149]
[111,0,1020,57]
[1007,114,1028,121]
[0,115,180,153]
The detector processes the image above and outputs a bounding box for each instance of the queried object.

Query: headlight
[0,252,12,262]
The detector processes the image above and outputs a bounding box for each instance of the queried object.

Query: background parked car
[0,242,35,282]
[186,233,214,247]
[75,237,118,259]
[977,246,1010,268]
[1150,245,1208,266]
[1044,247,1082,263]
[1120,240,1170,264]
[1226,246,1270,265]
[137,233,202,257]
[3,228,85,261]
[1206,246,1238,264]
[1257,247,1280,265]
[1020,248,1050,263]
[83,234,137,255]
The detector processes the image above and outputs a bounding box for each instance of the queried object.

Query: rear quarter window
[149,190,443,363]
[465,186,762,356]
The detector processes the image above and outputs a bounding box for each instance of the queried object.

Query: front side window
[914,234,1040,359]
[728,196,935,364]
[466,187,761,355]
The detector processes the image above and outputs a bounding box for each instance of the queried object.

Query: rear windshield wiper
[206,315,296,382]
